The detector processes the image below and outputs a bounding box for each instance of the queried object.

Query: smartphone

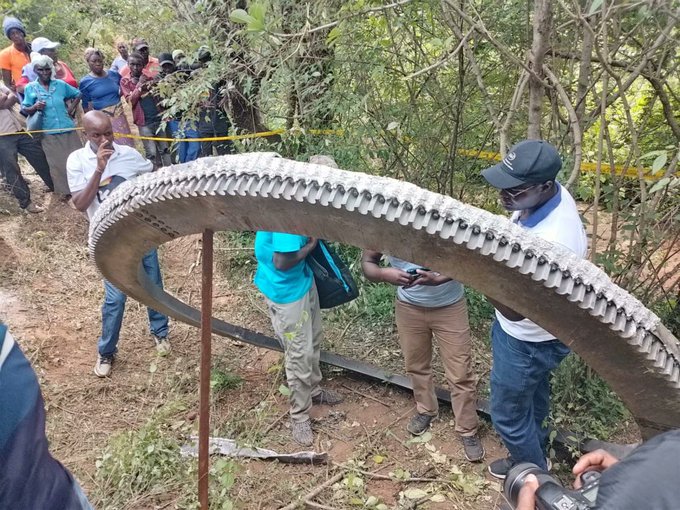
[406,267,430,280]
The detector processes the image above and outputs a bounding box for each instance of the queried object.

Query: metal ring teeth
[89,154,678,388]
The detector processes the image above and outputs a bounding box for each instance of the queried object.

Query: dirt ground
[0,174,512,509]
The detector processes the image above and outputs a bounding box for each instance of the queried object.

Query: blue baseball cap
[481,140,562,189]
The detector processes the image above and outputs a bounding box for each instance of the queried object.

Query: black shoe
[462,434,485,462]
[488,456,515,480]
[406,413,437,435]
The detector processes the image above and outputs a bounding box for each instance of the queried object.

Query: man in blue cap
[481,140,587,479]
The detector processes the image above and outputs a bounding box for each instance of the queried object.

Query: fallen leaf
[403,488,428,499]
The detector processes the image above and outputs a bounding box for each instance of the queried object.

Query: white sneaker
[94,355,114,377]
[154,336,171,356]
[23,202,44,214]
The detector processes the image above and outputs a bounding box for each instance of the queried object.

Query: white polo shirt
[496,183,587,342]
[67,142,152,221]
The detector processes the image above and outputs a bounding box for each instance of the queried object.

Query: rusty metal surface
[89,153,680,438]
[198,230,213,509]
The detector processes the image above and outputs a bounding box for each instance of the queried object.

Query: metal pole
[198,229,214,509]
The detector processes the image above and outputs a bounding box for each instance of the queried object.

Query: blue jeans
[489,320,570,469]
[73,481,94,509]
[167,119,200,163]
[98,250,169,357]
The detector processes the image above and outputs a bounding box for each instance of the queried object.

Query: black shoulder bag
[307,240,359,309]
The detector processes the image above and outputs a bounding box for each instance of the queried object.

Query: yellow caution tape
[121,129,286,143]
[0,126,345,142]
[0,126,84,136]
[1,124,673,182]
[456,148,678,181]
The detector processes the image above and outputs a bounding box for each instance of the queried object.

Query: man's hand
[573,450,618,489]
[515,474,539,510]
[67,100,78,117]
[33,100,46,112]
[380,267,413,287]
[412,269,449,286]
[96,141,115,172]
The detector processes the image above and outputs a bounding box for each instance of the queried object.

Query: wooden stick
[279,472,344,510]
[341,384,391,407]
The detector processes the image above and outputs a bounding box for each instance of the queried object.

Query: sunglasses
[502,184,539,200]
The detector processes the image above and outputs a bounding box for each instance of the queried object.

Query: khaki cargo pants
[395,298,479,436]
[265,283,323,423]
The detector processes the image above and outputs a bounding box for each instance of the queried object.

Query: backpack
[307,240,359,309]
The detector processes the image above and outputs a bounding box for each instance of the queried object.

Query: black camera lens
[504,463,556,507]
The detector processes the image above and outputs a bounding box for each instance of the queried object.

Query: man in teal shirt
[254,231,343,446]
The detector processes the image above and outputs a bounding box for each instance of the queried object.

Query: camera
[504,462,601,510]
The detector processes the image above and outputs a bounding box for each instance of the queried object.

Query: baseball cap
[134,40,149,51]
[172,49,185,61]
[32,37,60,54]
[481,140,562,189]
[158,52,174,66]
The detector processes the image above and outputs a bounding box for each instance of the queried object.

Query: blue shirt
[79,71,121,110]
[22,79,80,134]
[110,56,127,74]
[254,232,313,304]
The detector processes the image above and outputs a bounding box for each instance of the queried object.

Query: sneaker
[406,413,437,436]
[462,434,485,462]
[94,355,114,378]
[154,336,171,356]
[291,419,313,447]
[488,456,552,480]
[311,388,344,406]
[23,202,44,214]
[488,456,515,480]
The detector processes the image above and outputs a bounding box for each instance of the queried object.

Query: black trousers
[0,132,53,208]
[198,110,235,157]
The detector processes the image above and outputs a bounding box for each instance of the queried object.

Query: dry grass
[0,172,505,509]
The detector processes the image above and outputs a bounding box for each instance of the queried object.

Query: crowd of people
[0,15,234,214]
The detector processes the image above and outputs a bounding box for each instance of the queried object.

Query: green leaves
[652,152,667,174]
[588,0,604,15]
[230,3,266,33]
[649,177,671,194]
[406,431,432,444]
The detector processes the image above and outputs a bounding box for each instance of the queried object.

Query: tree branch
[544,66,583,189]
[272,0,414,39]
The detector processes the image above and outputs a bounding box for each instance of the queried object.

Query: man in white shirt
[480,140,587,480]
[67,111,170,378]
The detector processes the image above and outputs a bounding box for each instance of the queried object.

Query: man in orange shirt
[119,39,159,79]
[0,17,30,91]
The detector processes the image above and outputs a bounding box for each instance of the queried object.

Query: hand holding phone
[96,140,114,172]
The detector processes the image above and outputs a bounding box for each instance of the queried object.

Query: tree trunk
[527,0,551,139]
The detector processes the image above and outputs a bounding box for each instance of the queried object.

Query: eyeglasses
[502,184,538,200]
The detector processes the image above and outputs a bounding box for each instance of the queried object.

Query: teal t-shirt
[254,232,313,304]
